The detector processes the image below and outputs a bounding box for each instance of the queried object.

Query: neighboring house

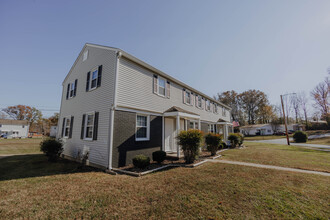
[240,124,273,136]
[240,123,303,136]
[50,126,57,137]
[57,43,232,169]
[0,119,29,138]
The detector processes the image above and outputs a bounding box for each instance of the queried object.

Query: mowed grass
[244,135,286,141]
[0,154,329,219]
[0,138,43,155]
[220,142,330,172]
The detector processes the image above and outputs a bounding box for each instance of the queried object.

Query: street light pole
[280,95,290,145]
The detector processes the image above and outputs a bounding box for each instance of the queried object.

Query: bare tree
[297,92,309,127]
[290,94,300,123]
[311,78,329,119]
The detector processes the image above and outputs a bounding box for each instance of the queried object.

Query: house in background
[57,43,232,169]
[0,119,29,138]
[50,126,57,137]
[240,124,273,136]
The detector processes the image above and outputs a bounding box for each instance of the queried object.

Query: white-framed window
[222,107,226,116]
[136,114,150,141]
[196,95,202,108]
[70,82,75,97]
[83,50,88,62]
[84,113,94,140]
[184,90,193,105]
[64,117,71,138]
[189,121,198,129]
[90,68,98,90]
[208,124,216,133]
[214,104,218,114]
[206,99,211,111]
[158,77,166,96]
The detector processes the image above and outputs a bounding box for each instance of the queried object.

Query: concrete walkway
[207,159,330,176]
[247,138,330,150]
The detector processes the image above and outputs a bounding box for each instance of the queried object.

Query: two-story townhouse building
[0,119,29,138]
[57,43,232,169]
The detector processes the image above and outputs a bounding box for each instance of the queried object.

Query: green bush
[220,141,227,149]
[205,133,222,156]
[228,133,239,148]
[132,154,150,169]
[236,133,244,146]
[293,131,308,143]
[177,129,203,164]
[152,150,166,164]
[40,138,63,162]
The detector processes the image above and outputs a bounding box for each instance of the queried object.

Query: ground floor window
[189,121,198,129]
[136,114,150,141]
[208,124,216,133]
[85,113,94,139]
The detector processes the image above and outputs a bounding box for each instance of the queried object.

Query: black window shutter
[69,116,74,138]
[93,112,99,140]
[74,79,78,96]
[86,72,90,92]
[97,65,102,87]
[61,118,65,137]
[66,84,70,99]
[81,114,86,139]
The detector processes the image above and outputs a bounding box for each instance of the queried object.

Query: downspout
[108,51,121,170]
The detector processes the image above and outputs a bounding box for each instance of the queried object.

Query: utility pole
[281,95,290,145]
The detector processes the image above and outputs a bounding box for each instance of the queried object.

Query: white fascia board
[163,111,200,120]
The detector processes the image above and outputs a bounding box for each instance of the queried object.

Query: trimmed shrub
[236,133,244,146]
[220,141,227,149]
[132,154,150,169]
[152,150,166,164]
[228,133,239,148]
[40,138,63,162]
[293,131,308,143]
[177,129,203,164]
[205,133,222,156]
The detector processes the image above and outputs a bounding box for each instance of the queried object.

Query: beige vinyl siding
[116,57,231,123]
[57,46,117,168]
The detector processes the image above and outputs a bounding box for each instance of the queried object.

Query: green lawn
[0,154,329,219]
[244,135,286,141]
[220,142,330,172]
[0,138,43,155]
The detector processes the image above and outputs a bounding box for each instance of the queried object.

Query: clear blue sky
[1,0,330,117]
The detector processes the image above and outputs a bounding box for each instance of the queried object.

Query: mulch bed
[118,151,218,173]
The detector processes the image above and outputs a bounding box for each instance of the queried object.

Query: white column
[198,119,201,130]
[224,124,229,142]
[176,115,180,158]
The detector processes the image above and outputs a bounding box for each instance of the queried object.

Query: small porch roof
[163,106,200,119]
[216,119,232,126]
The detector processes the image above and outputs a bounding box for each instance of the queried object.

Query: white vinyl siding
[117,57,231,123]
[58,46,117,168]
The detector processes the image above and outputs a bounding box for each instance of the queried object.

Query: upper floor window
[66,79,78,100]
[0,124,2,127]
[83,50,88,62]
[183,89,193,105]
[158,77,166,96]
[153,75,170,98]
[86,65,102,92]
[136,114,150,141]
[206,99,211,111]
[222,107,226,116]
[196,95,202,108]
[22,125,25,128]
[214,104,218,114]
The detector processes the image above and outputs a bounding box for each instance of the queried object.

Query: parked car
[0,133,8,139]
[274,131,286,135]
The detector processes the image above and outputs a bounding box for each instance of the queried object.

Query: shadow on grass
[0,154,101,181]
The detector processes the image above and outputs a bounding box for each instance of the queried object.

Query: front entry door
[165,118,176,152]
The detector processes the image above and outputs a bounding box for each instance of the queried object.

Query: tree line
[0,105,58,135]
[215,71,329,129]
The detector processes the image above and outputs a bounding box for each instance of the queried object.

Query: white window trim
[135,114,150,141]
[205,99,211,111]
[196,95,203,109]
[88,67,99,92]
[222,107,227,117]
[184,90,193,106]
[189,120,198,129]
[214,104,219,114]
[84,112,95,141]
[156,76,166,97]
[63,116,71,138]
[208,124,216,133]
[68,82,75,99]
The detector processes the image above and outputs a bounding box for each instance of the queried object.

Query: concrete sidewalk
[207,159,330,176]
